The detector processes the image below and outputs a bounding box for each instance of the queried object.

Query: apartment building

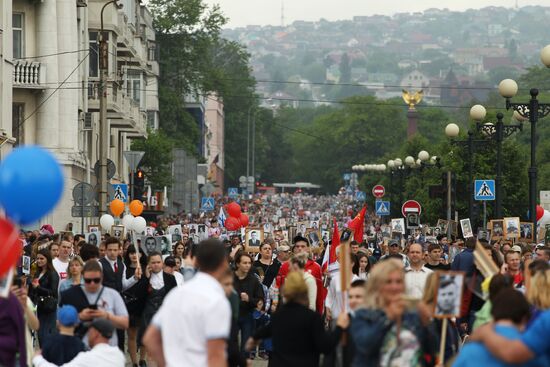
[8,0,158,230]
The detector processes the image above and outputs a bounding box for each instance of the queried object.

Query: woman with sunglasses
[29,248,60,346]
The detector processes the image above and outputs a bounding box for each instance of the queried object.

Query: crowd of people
[1,192,550,366]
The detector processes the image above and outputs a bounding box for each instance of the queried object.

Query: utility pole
[99,0,121,215]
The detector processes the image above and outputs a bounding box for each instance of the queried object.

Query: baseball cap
[511,245,522,253]
[388,239,400,247]
[277,244,290,252]
[57,305,79,327]
[90,318,115,339]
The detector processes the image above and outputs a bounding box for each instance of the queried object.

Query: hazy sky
[204,0,548,28]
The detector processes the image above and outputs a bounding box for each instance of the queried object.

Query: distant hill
[221,6,550,107]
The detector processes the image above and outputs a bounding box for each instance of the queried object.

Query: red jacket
[276,259,326,314]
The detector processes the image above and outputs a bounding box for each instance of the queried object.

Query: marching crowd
[2,193,550,366]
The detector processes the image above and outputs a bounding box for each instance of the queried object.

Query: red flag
[329,218,340,264]
[353,206,367,242]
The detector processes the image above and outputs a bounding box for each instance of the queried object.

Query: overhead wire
[17,52,91,130]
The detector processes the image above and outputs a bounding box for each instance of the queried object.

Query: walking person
[33,318,125,367]
[59,260,129,347]
[234,252,265,359]
[350,259,436,366]
[123,245,147,367]
[99,237,140,351]
[143,239,232,367]
[30,248,60,346]
[246,271,349,367]
[59,256,85,294]
[137,252,177,366]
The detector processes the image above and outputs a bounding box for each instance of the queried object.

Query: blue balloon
[0,146,64,225]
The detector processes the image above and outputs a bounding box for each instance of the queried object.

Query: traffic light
[132,169,145,201]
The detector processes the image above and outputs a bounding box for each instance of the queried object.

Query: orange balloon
[109,199,125,217]
[129,199,144,216]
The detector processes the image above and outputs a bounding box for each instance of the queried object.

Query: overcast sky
[203,0,548,28]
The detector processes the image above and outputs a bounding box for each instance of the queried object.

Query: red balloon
[537,205,545,221]
[0,218,22,277]
[225,217,241,231]
[239,214,249,228]
[227,202,242,218]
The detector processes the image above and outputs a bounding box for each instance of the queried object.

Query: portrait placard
[245,228,264,252]
[434,271,465,319]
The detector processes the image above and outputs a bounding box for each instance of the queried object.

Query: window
[12,103,24,146]
[126,70,141,104]
[13,13,24,59]
[147,110,157,129]
[89,32,99,77]
[148,43,158,61]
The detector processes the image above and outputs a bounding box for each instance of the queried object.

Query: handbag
[37,295,58,313]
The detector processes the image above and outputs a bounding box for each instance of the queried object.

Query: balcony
[87,82,147,137]
[13,60,46,89]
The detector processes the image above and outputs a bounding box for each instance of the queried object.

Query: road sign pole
[130,169,134,202]
[483,201,487,229]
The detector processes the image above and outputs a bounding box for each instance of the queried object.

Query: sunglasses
[84,278,102,284]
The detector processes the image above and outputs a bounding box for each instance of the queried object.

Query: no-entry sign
[372,185,385,198]
[402,200,422,217]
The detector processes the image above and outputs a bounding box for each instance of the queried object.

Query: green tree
[131,130,174,189]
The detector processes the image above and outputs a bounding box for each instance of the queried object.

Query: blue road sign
[201,197,215,211]
[343,173,351,181]
[228,187,239,198]
[376,201,391,216]
[355,191,367,201]
[112,184,128,203]
[474,180,495,201]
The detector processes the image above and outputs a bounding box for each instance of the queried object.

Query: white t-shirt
[33,343,125,367]
[152,272,231,367]
[53,257,69,281]
[173,271,184,286]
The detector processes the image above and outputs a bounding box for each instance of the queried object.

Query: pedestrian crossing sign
[375,201,391,216]
[201,197,215,211]
[111,184,128,203]
[228,187,239,198]
[474,180,495,201]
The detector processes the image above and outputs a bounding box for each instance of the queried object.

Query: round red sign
[401,200,422,217]
[372,185,385,198]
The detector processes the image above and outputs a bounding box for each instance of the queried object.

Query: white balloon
[100,214,114,231]
[132,216,147,234]
[122,214,135,230]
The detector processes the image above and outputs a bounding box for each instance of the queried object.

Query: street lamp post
[445,123,486,221]
[470,105,522,218]
[98,0,122,215]
[499,84,550,241]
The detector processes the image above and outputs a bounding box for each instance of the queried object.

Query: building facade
[7,0,158,230]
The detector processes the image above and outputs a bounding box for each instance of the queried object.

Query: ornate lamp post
[470,105,522,219]
[497,45,550,241]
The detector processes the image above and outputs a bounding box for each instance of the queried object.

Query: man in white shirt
[405,243,433,299]
[143,239,231,367]
[53,241,72,281]
[32,318,125,367]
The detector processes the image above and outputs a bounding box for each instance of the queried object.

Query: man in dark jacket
[137,251,177,365]
[233,252,264,358]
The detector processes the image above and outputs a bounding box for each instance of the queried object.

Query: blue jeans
[237,313,255,357]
